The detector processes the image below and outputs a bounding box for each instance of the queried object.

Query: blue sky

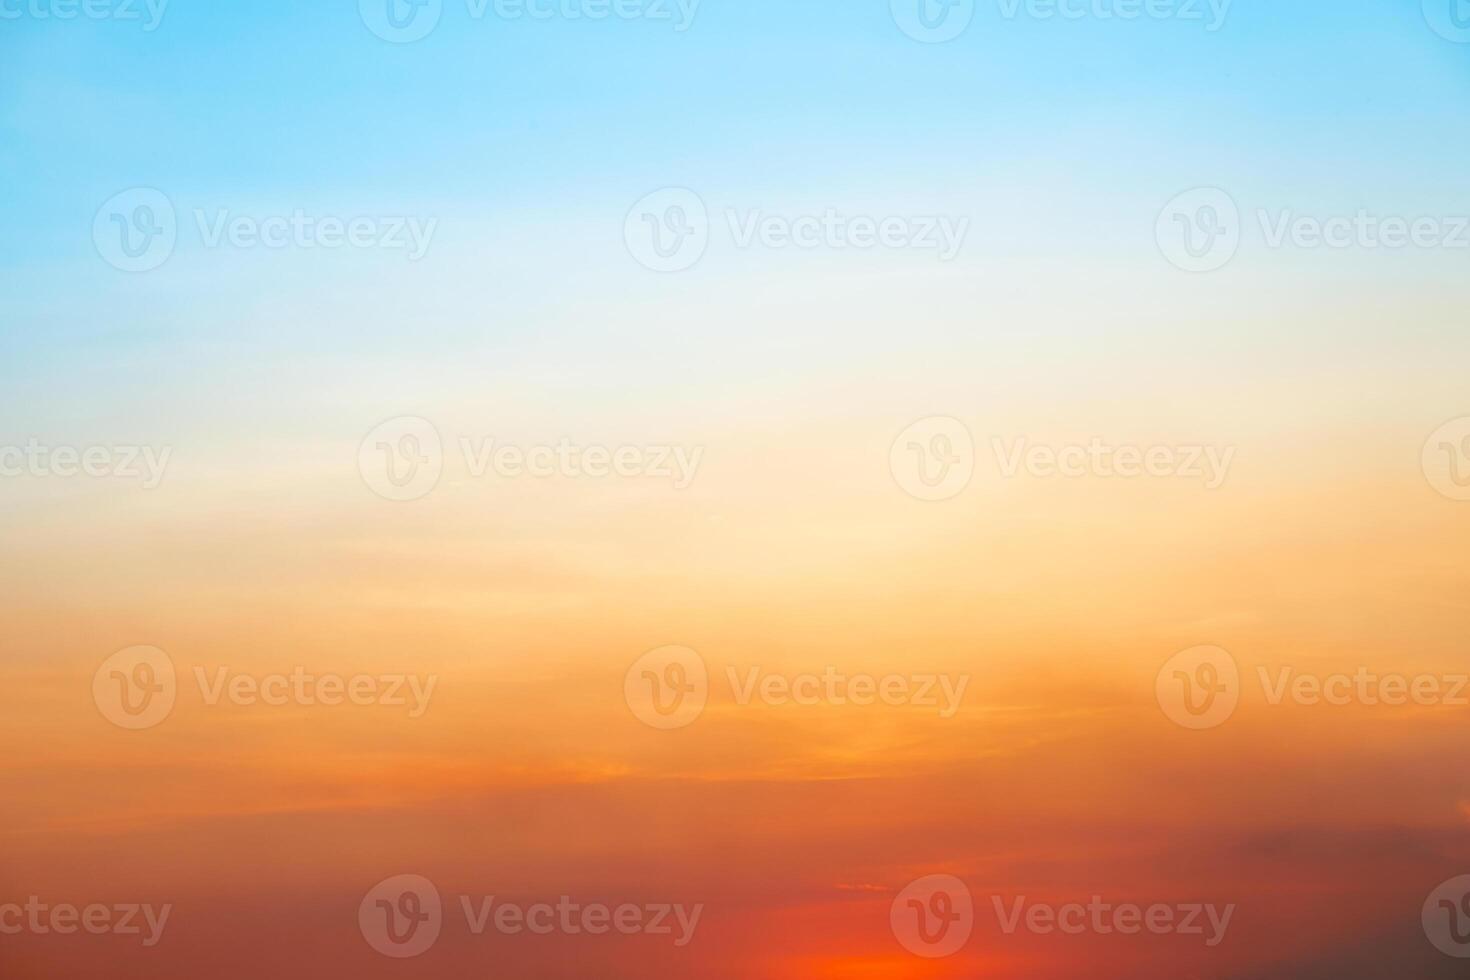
[2,0,1468,401]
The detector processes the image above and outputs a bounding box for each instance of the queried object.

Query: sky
[2,0,1470,977]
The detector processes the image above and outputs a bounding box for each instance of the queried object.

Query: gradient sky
[3,1,1470,977]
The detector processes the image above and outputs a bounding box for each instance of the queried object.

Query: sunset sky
[3,1,1470,977]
